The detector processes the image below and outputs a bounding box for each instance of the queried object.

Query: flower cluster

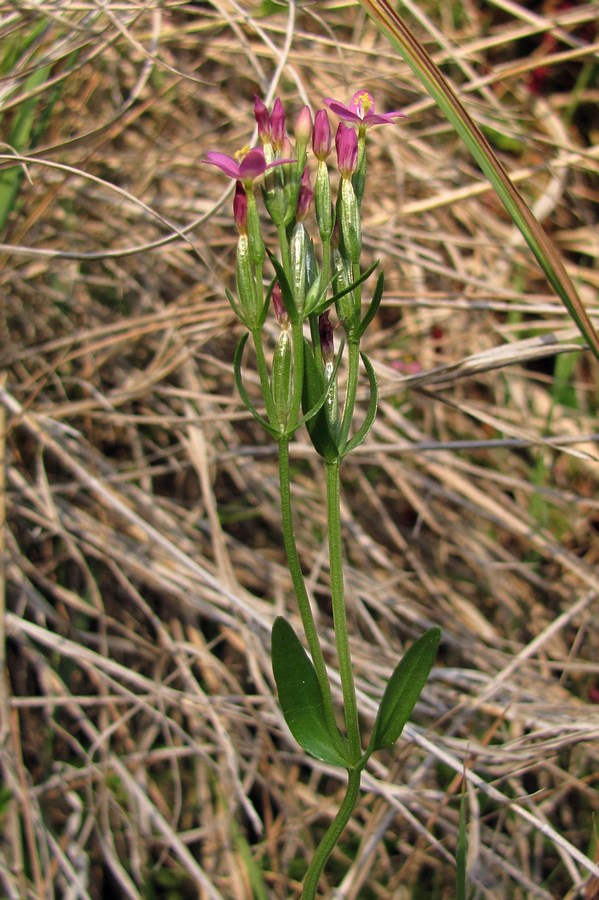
[204,90,402,453]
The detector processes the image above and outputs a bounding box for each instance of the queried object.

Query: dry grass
[1,0,598,897]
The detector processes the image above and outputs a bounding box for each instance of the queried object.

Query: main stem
[277,439,341,747]
[302,768,362,899]
[325,458,361,758]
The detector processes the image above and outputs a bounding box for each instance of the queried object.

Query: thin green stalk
[290,318,305,427]
[325,458,361,757]
[302,768,362,899]
[277,438,341,748]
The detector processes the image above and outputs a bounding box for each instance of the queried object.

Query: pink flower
[204,146,293,182]
[325,89,404,127]
[335,123,358,178]
[204,147,268,181]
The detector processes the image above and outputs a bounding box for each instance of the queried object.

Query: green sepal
[272,617,351,768]
[302,338,341,461]
[367,626,441,754]
[233,334,279,438]
[342,351,379,456]
[357,271,384,339]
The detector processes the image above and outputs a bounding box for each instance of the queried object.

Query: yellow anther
[234,144,250,161]
[356,92,373,115]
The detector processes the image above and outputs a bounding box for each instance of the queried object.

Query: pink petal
[238,148,267,180]
[324,98,363,125]
[204,151,240,179]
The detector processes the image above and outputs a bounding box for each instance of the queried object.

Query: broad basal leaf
[369,626,441,752]
[272,617,350,767]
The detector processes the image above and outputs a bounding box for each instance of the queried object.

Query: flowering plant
[205,92,440,898]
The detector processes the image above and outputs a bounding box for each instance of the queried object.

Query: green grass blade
[0,64,52,231]
[358,0,599,363]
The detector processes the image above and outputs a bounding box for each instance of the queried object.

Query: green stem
[277,439,342,751]
[325,458,361,757]
[338,340,360,450]
[302,768,362,899]
[290,318,305,427]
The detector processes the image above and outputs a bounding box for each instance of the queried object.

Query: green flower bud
[271,327,293,431]
[289,221,308,318]
[314,160,334,242]
[339,177,361,265]
[332,247,357,329]
[246,189,265,268]
[236,234,259,327]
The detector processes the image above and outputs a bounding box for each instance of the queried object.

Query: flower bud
[272,282,287,325]
[296,167,313,221]
[338,176,361,265]
[335,123,358,178]
[295,105,312,149]
[312,109,332,161]
[271,327,293,431]
[314,159,333,242]
[271,98,286,150]
[254,96,272,144]
[289,221,308,317]
[319,310,334,364]
[236,234,259,327]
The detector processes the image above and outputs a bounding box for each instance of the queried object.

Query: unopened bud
[271,327,293,431]
[296,167,313,221]
[312,109,332,161]
[335,123,358,178]
[233,181,247,234]
[272,282,287,325]
[295,105,312,149]
[254,96,272,144]
[319,310,335,363]
[271,98,286,150]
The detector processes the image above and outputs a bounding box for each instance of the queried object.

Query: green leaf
[358,0,599,363]
[358,271,384,339]
[272,617,351,767]
[302,338,341,461]
[456,787,468,900]
[369,626,440,752]
[233,334,279,437]
[342,351,379,455]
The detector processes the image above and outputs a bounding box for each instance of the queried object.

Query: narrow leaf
[343,351,379,455]
[370,626,440,752]
[456,786,468,900]
[358,271,384,339]
[272,617,350,768]
[358,0,599,362]
[233,334,278,437]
